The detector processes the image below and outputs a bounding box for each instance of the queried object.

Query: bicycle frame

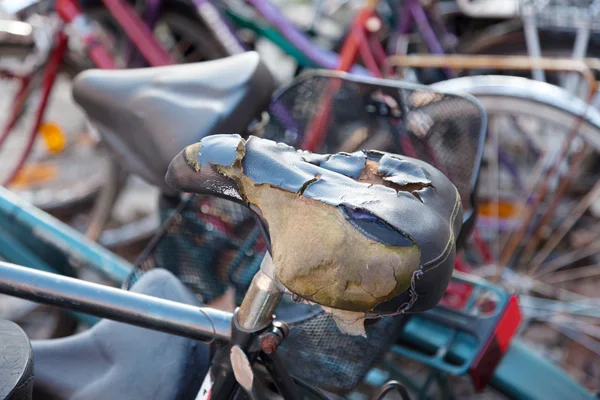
[0,185,132,285]
[168,0,455,71]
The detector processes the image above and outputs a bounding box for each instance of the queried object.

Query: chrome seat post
[237,253,283,331]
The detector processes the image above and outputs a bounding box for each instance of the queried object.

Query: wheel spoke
[548,321,600,356]
[520,295,600,319]
[542,263,600,284]
[535,239,600,278]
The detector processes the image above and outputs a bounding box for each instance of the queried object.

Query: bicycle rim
[0,42,111,212]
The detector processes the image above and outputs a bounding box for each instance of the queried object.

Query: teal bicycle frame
[0,185,131,283]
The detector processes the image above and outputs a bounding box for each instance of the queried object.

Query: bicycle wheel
[0,40,112,214]
[458,19,600,94]
[433,75,600,390]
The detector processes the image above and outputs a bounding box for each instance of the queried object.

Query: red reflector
[470,295,521,391]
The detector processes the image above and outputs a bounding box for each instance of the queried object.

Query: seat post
[237,253,283,331]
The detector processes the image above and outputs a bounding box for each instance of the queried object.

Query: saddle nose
[166,134,462,335]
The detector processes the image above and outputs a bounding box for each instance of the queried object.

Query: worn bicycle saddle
[166,134,462,335]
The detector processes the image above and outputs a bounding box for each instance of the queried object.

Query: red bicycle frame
[300,0,386,152]
[1,0,175,186]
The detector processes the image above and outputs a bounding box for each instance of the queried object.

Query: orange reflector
[11,163,58,187]
[479,201,521,219]
[39,122,67,153]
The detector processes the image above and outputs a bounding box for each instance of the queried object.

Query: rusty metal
[384,54,599,95]
[536,239,600,278]
[259,332,281,354]
[514,59,600,270]
[518,147,589,269]
[259,320,289,354]
[497,105,590,273]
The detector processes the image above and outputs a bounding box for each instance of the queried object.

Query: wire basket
[128,71,486,392]
[264,71,486,222]
[520,0,600,31]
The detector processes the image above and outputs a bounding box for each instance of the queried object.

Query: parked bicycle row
[0,0,599,399]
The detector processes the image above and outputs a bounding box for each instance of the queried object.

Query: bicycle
[457,0,600,96]
[97,66,595,398]
[0,0,231,244]
[0,51,275,338]
[430,73,600,389]
[0,65,595,398]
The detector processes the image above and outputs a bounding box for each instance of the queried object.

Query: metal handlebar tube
[0,261,232,342]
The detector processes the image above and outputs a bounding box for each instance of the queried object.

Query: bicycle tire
[432,75,600,152]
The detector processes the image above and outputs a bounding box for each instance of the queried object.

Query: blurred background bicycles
[1,0,600,397]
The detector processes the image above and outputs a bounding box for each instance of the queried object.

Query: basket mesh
[264,72,485,214]
[130,72,485,392]
[278,311,405,391]
[129,195,266,304]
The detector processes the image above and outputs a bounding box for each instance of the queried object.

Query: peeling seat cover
[167,134,462,334]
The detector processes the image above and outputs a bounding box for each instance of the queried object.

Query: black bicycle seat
[72,52,275,191]
[0,319,34,400]
[166,135,462,322]
[31,269,210,400]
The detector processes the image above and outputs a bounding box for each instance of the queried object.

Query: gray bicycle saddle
[72,52,275,191]
[166,134,462,334]
[32,269,209,400]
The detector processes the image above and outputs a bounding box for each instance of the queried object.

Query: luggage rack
[369,272,522,393]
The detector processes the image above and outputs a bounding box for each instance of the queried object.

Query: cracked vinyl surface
[170,134,462,335]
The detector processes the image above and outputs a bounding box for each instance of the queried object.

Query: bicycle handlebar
[0,261,232,342]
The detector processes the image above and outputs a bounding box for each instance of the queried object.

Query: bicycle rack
[367,271,521,395]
